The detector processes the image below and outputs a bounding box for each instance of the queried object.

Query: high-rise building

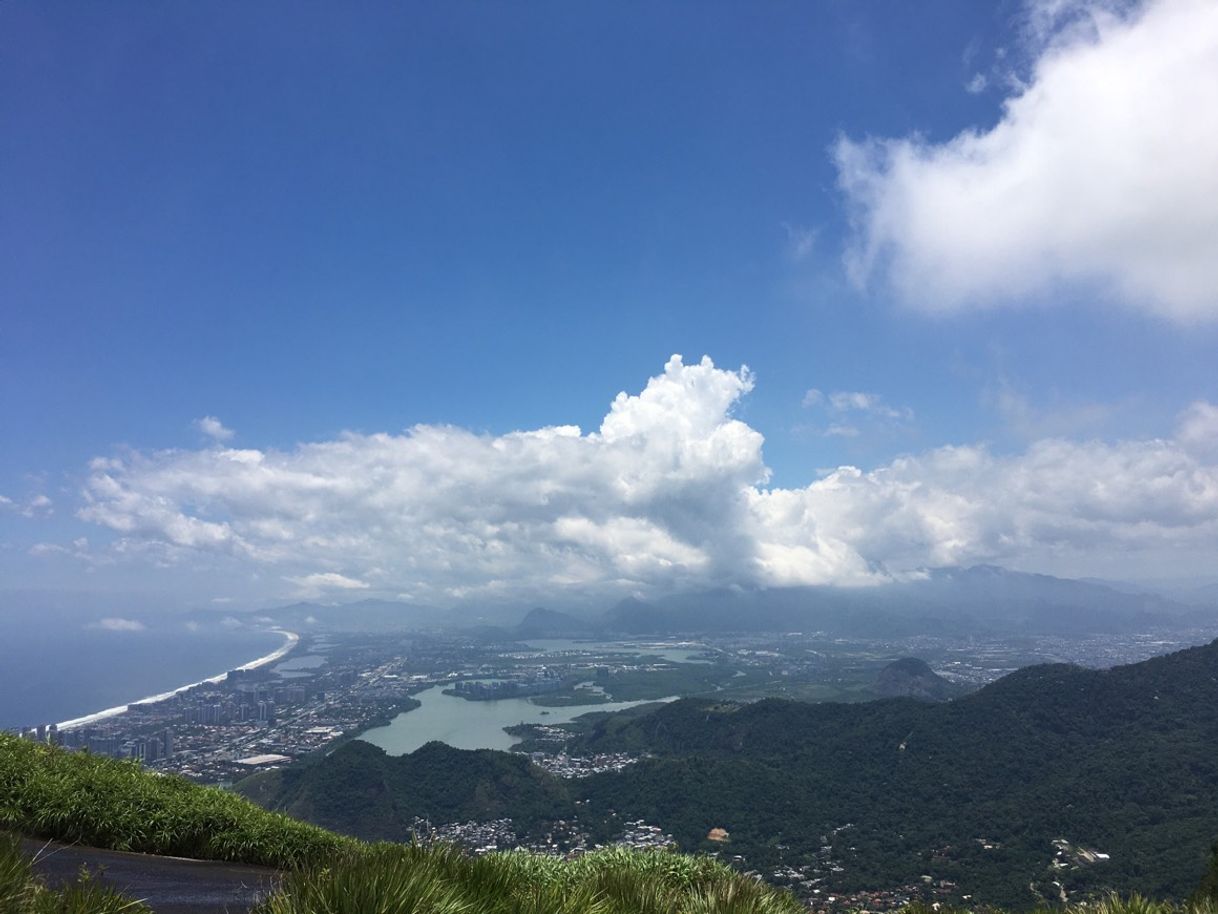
[130,739,157,762]
[88,736,121,757]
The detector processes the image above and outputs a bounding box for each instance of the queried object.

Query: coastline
[56,629,299,731]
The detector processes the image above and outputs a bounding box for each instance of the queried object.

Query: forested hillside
[236,740,576,843]
[569,639,1218,904]
[242,639,1218,908]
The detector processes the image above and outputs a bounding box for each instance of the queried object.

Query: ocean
[0,626,285,730]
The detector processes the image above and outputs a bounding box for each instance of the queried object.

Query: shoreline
[57,629,300,731]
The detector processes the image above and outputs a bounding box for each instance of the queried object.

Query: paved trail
[23,838,280,914]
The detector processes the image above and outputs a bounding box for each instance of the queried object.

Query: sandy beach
[56,629,299,731]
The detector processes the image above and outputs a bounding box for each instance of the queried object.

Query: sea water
[0,625,285,730]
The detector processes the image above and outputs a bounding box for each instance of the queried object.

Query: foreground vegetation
[908,902,1218,914]
[0,831,150,914]
[0,733,349,868]
[255,843,804,914]
[0,733,802,913]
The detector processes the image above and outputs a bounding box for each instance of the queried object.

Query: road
[22,838,280,914]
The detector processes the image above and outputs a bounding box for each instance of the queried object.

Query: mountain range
[219,565,1216,638]
[597,565,1206,636]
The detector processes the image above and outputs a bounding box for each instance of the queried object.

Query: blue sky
[3,1,1218,609]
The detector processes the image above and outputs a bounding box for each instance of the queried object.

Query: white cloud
[824,424,861,439]
[29,542,70,557]
[750,416,1218,583]
[289,572,371,595]
[1177,400,1218,459]
[73,356,1218,598]
[195,416,235,442]
[965,72,989,94]
[829,391,912,420]
[836,0,1218,321]
[781,222,819,262]
[90,617,146,632]
[983,380,1128,442]
[804,388,912,420]
[28,537,92,562]
[21,494,53,518]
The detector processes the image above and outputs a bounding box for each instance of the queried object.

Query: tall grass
[0,734,349,868]
[0,831,151,914]
[254,842,806,914]
[901,898,1218,914]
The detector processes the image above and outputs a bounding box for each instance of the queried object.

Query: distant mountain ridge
[600,565,1199,636]
[191,565,1213,638]
[513,608,600,639]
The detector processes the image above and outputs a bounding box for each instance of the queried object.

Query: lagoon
[272,653,327,678]
[358,683,671,755]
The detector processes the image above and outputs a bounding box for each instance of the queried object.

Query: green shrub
[901,897,1218,914]
[0,734,349,868]
[254,842,804,914]
[1194,844,1218,905]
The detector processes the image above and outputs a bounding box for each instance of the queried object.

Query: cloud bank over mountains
[71,356,1218,603]
[835,0,1218,321]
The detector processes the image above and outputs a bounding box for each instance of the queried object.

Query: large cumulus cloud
[835,0,1218,321]
[72,355,1218,601]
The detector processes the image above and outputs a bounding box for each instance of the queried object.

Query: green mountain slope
[1197,845,1218,904]
[874,657,962,700]
[568,639,1218,905]
[0,734,807,914]
[5,695,1218,914]
[236,740,575,842]
[237,639,1218,907]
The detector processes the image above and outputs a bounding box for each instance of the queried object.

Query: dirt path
[22,838,280,914]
